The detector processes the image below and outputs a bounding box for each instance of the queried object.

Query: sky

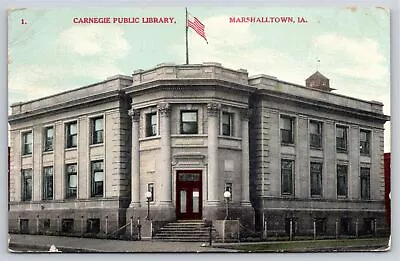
[8,7,391,151]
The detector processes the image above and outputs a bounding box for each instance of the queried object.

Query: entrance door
[176,170,202,220]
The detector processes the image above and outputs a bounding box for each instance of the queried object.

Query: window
[337,165,348,197]
[309,121,322,149]
[314,218,327,235]
[91,117,103,144]
[22,131,33,155]
[91,160,104,197]
[360,167,370,200]
[280,116,294,144]
[340,217,351,235]
[363,218,375,234]
[178,172,201,181]
[66,121,77,148]
[43,166,54,200]
[43,219,51,231]
[66,164,77,199]
[44,127,54,152]
[21,169,32,201]
[336,125,347,152]
[146,112,157,137]
[310,162,323,197]
[147,183,154,202]
[87,219,100,234]
[222,112,234,136]
[20,219,29,233]
[281,159,294,195]
[61,219,74,233]
[180,110,198,134]
[360,130,371,155]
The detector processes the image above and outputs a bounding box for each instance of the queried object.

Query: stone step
[163,223,205,226]
[152,237,211,242]
[162,226,206,229]
[153,235,209,241]
[157,232,211,235]
[153,220,218,242]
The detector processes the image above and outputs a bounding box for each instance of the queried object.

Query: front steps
[153,220,216,242]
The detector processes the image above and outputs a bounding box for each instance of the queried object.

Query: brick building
[8,63,389,238]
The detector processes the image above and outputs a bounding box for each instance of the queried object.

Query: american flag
[187,15,208,44]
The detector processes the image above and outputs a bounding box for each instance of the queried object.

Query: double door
[176,170,202,220]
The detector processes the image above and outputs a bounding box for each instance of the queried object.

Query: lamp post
[145,191,152,220]
[224,191,231,220]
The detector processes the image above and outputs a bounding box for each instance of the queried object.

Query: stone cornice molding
[258,89,389,123]
[157,102,171,117]
[9,90,123,123]
[207,102,221,117]
[128,108,140,122]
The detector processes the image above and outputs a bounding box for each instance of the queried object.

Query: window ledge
[171,134,207,138]
[360,154,371,157]
[218,135,242,141]
[64,198,77,201]
[21,154,32,158]
[89,143,103,148]
[65,147,77,152]
[281,143,295,147]
[42,150,53,155]
[140,136,161,142]
[90,196,105,199]
[310,147,323,151]
[281,194,295,198]
[310,196,323,200]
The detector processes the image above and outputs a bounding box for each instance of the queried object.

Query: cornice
[9,90,124,123]
[256,89,390,123]
[124,78,257,95]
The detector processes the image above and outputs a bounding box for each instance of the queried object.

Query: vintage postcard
[7,6,391,253]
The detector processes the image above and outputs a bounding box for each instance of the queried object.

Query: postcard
[7,6,391,253]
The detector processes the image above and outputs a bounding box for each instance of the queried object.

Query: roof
[306,71,329,81]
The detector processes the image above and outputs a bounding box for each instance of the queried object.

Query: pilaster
[157,102,172,206]
[207,102,220,205]
[240,108,251,205]
[129,108,141,208]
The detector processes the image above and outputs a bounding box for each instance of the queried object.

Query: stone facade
[8,62,389,238]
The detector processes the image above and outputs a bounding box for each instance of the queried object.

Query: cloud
[203,16,255,46]
[8,62,122,106]
[58,24,130,57]
[183,15,310,84]
[9,24,132,105]
[312,33,388,80]
[175,18,391,151]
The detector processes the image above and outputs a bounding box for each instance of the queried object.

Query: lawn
[219,238,390,252]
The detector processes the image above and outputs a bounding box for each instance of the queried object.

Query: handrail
[107,221,133,237]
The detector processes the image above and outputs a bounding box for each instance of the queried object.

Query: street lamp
[145,191,152,220]
[224,191,231,220]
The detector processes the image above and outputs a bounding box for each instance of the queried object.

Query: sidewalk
[8,234,238,253]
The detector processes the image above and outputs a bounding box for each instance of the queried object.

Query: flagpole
[185,7,189,64]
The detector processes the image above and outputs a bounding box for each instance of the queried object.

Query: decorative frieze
[128,109,140,122]
[157,102,171,117]
[207,102,220,117]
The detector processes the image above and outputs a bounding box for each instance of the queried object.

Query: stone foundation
[9,207,127,238]
[258,209,390,238]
